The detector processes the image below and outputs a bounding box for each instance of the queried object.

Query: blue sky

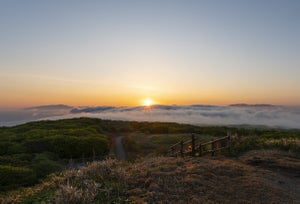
[0,0,299,107]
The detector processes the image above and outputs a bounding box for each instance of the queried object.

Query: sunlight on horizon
[0,1,299,108]
[143,98,153,107]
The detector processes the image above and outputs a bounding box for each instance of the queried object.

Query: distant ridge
[71,106,115,113]
[229,103,275,107]
[25,104,73,110]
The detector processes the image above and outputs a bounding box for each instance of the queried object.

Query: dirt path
[115,136,127,160]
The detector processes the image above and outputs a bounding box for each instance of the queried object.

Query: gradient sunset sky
[0,0,299,108]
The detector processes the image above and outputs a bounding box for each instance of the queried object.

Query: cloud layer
[1,104,300,129]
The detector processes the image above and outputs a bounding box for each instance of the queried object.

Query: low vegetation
[0,118,299,203]
[229,131,300,156]
[0,117,269,192]
[123,128,300,160]
[1,152,299,203]
[0,118,110,191]
[123,133,215,160]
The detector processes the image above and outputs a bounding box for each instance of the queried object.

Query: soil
[115,136,127,160]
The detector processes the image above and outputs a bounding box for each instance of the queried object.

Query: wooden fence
[168,134,231,157]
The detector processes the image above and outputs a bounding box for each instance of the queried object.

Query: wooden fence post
[180,141,184,157]
[191,134,195,156]
[167,134,234,158]
[199,143,202,157]
[211,141,215,156]
[227,133,231,150]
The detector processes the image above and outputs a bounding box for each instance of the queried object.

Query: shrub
[55,159,129,203]
[32,153,63,178]
[0,165,37,191]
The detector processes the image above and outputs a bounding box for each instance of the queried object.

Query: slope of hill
[0,118,242,192]
[0,118,110,191]
[0,118,299,203]
[1,150,299,203]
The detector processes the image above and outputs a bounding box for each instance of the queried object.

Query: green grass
[229,132,300,156]
[1,117,300,194]
[2,129,300,203]
[123,133,216,160]
[0,118,111,192]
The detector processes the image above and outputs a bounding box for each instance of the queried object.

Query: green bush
[0,142,26,155]
[24,138,53,153]
[32,153,63,178]
[0,118,113,191]
[0,153,32,166]
[51,136,109,158]
[0,165,37,191]
[229,132,300,156]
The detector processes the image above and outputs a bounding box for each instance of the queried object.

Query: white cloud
[1,104,300,129]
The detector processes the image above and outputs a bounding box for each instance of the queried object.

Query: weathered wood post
[227,133,231,150]
[199,143,202,157]
[191,134,195,156]
[211,141,215,156]
[180,141,184,157]
[171,147,175,157]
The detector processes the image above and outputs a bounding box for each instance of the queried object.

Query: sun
[143,98,153,107]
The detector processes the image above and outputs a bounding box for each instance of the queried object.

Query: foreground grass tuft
[1,153,299,203]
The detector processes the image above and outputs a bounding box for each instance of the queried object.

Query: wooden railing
[168,134,231,157]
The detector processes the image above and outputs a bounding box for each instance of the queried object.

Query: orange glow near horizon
[0,74,300,109]
[143,98,153,107]
[1,93,300,109]
[1,2,300,109]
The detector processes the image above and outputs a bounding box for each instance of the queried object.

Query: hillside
[0,118,299,203]
[0,118,207,191]
[0,118,111,191]
[1,150,299,203]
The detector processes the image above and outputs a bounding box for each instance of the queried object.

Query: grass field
[0,119,300,203]
[1,150,299,203]
[122,133,216,160]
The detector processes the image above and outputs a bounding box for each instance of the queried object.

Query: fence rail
[168,134,231,157]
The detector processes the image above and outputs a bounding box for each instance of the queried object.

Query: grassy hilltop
[2,151,299,203]
[0,118,299,203]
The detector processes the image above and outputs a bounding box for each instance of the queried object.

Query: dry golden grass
[0,159,129,203]
[126,156,298,203]
[1,153,299,203]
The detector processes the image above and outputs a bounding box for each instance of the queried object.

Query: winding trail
[115,136,127,160]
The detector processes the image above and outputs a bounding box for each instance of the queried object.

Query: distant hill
[24,104,73,110]
[229,103,275,107]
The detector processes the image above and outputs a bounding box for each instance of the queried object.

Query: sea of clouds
[1,104,300,129]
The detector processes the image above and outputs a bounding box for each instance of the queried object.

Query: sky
[0,0,300,108]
